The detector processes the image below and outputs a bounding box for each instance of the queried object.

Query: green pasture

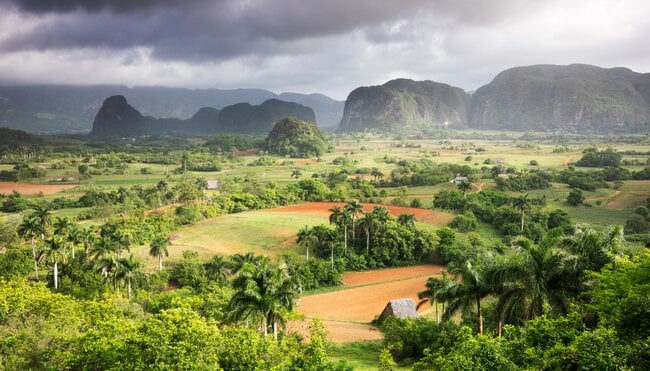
[131,209,328,270]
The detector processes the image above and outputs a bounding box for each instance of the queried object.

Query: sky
[0,0,649,100]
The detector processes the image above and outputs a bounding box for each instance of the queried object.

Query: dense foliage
[265,117,331,157]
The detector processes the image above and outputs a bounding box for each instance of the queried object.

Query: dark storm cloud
[1,0,435,61]
[4,0,184,13]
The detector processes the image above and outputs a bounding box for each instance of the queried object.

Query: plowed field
[297,264,444,342]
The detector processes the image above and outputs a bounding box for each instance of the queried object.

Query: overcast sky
[0,0,648,99]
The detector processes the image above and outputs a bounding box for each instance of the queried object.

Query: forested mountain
[0,85,342,134]
[90,96,315,137]
[337,79,470,133]
[338,64,650,134]
[469,64,650,132]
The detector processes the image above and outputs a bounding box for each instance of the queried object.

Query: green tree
[297,225,317,261]
[229,258,301,339]
[328,205,350,254]
[114,254,146,300]
[30,204,52,240]
[397,212,416,228]
[357,212,379,254]
[457,181,472,198]
[567,188,585,206]
[487,229,576,326]
[439,260,492,334]
[205,254,230,285]
[344,200,364,247]
[512,194,531,232]
[17,216,41,279]
[149,235,170,272]
[38,236,68,289]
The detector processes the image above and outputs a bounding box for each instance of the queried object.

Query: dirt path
[585,190,621,203]
[563,156,573,167]
[0,182,77,195]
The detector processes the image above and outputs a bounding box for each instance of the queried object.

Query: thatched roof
[378,298,420,323]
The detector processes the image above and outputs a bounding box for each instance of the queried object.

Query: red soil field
[343,264,444,286]
[0,182,76,195]
[296,265,444,342]
[264,202,453,225]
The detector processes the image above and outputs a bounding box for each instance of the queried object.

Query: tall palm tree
[357,212,379,254]
[66,224,83,259]
[397,212,416,228]
[30,205,51,240]
[512,194,531,232]
[486,229,577,327]
[328,206,350,254]
[457,181,472,198]
[17,216,41,279]
[418,275,447,323]
[109,230,131,258]
[38,236,68,289]
[114,254,146,300]
[78,227,97,258]
[229,258,301,339]
[149,235,170,272]
[439,260,492,335]
[344,200,364,246]
[296,226,317,261]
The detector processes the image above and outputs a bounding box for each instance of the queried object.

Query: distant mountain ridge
[0,85,342,134]
[339,64,650,134]
[90,95,316,137]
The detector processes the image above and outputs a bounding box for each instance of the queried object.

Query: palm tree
[512,194,531,232]
[291,169,302,179]
[230,251,263,274]
[439,260,492,335]
[229,258,301,339]
[457,181,472,198]
[78,227,97,258]
[114,254,146,300]
[108,230,131,258]
[486,229,577,327]
[328,206,350,254]
[149,235,170,272]
[561,224,624,274]
[52,216,73,236]
[30,205,52,240]
[344,200,364,246]
[38,236,68,289]
[17,216,41,279]
[418,275,447,323]
[397,212,416,228]
[205,255,230,284]
[65,224,83,259]
[296,226,317,261]
[357,213,379,254]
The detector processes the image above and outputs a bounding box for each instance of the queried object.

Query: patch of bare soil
[342,264,444,286]
[0,182,76,195]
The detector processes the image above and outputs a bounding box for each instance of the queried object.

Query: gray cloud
[0,0,649,99]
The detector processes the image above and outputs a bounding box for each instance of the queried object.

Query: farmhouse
[377,298,420,323]
[206,179,219,190]
[449,176,468,184]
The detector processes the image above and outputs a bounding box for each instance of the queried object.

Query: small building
[497,173,510,179]
[377,298,420,323]
[449,176,468,184]
[206,179,219,190]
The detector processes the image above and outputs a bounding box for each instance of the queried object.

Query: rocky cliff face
[337,79,469,133]
[468,64,650,132]
[90,96,314,137]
